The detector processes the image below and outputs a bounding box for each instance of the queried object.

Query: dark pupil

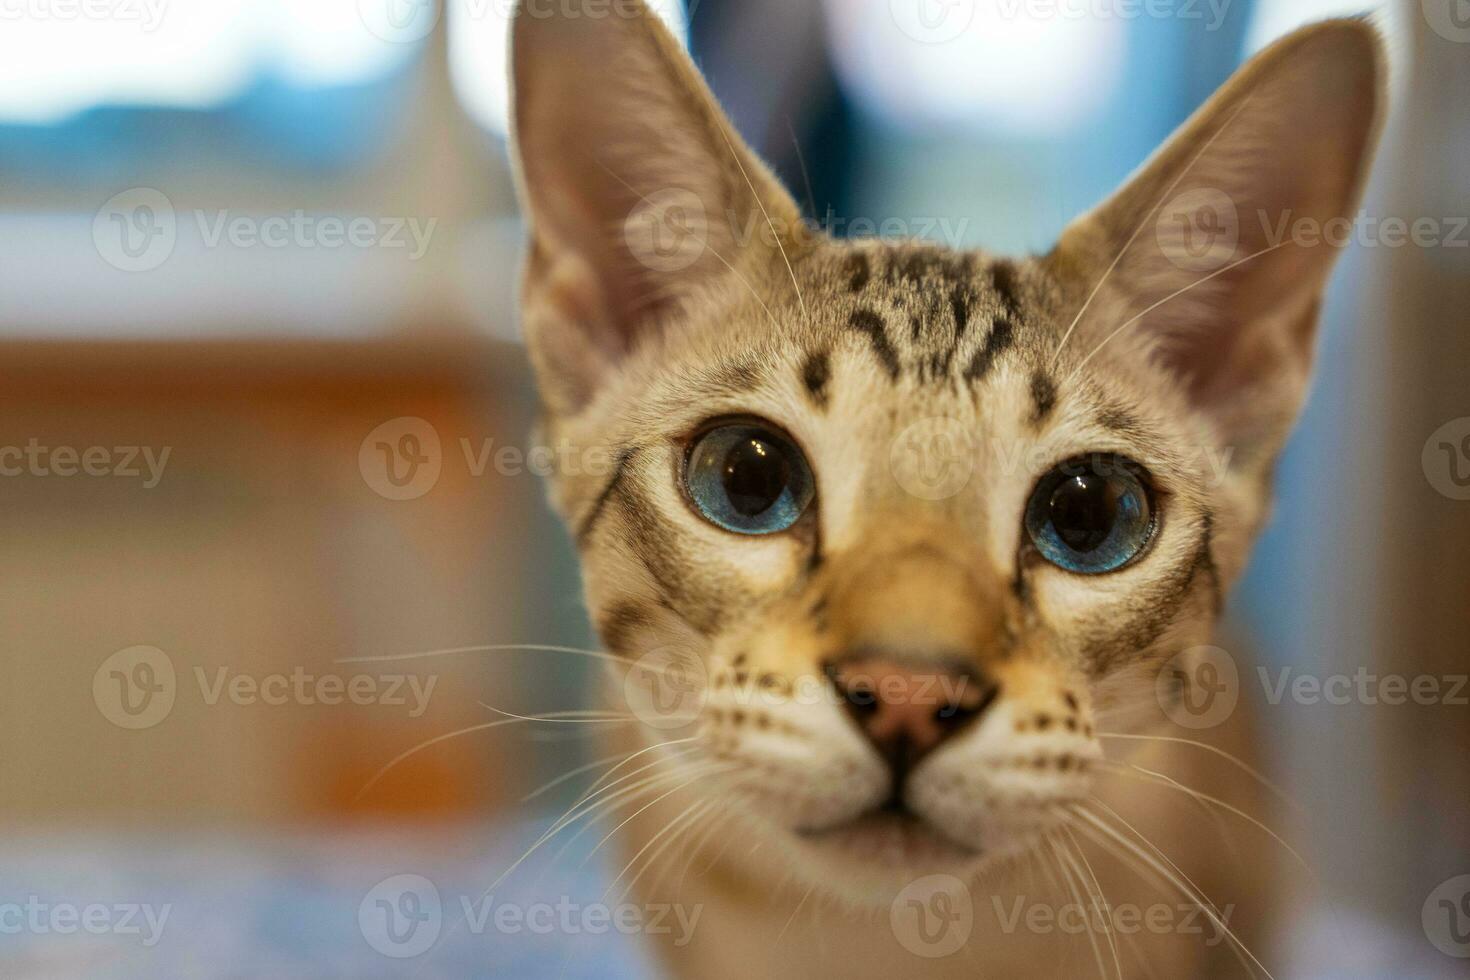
[1048,473,1118,553]
[722,437,789,517]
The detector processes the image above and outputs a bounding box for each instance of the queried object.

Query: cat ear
[1050,20,1385,470]
[509,0,804,415]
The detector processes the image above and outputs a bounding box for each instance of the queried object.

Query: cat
[508,2,1384,976]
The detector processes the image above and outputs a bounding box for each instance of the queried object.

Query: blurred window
[1246,0,1393,53]
[448,0,689,138]
[821,0,1127,135]
[0,0,430,170]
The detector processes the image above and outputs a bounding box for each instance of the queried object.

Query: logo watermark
[93,190,438,271]
[93,188,176,273]
[0,440,170,487]
[998,0,1231,30]
[625,188,709,274]
[359,417,618,501]
[1158,646,1469,730]
[93,645,177,730]
[1423,0,1470,44]
[891,874,974,957]
[358,874,703,958]
[992,895,1235,946]
[93,647,439,730]
[890,417,975,501]
[625,646,709,730]
[0,0,167,29]
[1157,188,1239,273]
[1423,417,1470,501]
[1423,875,1470,958]
[0,898,171,947]
[1156,645,1240,730]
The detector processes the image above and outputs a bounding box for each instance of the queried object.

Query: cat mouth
[798,806,979,867]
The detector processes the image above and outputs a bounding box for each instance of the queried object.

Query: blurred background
[1,0,1467,976]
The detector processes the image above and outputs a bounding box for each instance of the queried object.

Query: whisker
[609,795,723,906]
[786,115,819,222]
[1060,827,1124,980]
[1109,761,1311,876]
[711,122,811,324]
[580,765,738,869]
[336,643,632,669]
[1096,731,1302,816]
[1074,801,1272,980]
[592,154,785,333]
[1066,241,1290,383]
[778,882,816,942]
[1050,833,1110,980]
[493,749,704,898]
[478,702,633,724]
[352,715,634,803]
[520,747,644,804]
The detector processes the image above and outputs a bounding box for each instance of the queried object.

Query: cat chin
[773,811,1029,907]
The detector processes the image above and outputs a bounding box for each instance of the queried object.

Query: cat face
[509,0,1382,899]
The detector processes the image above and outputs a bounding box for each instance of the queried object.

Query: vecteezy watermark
[1259,667,1469,709]
[192,210,436,258]
[991,896,1236,947]
[360,417,443,501]
[93,188,177,273]
[92,190,438,272]
[359,417,618,501]
[996,0,1232,30]
[1156,192,1470,272]
[93,646,177,730]
[624,646,709,730]
[1257,210,1470,252]
[1422,0,1470,44]
[1157,187,1240,273]
[622,190,977,273]
[735,208,973,250]
[357,0,438,43]
[0,0,167,28]
[889,0,976,44]
[891,874,974,958]
[0,440,171,488]
[92,646,438,730]
[1157,646,1470,730]
[357,875,703,958]
[625,188,710,274]
[1423,417,1470,501]
[890,417,977,501]
[1423,875,1470,958]
[0,898,171,947]
[1156,645,1240,730]
[359,875,441,958]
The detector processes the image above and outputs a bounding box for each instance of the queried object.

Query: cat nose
[823,654,998,781]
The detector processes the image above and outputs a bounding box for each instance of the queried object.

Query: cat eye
[1024,455,1156,574]
[684,422,814,535]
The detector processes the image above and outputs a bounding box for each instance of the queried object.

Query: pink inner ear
[1052,22,1382,465]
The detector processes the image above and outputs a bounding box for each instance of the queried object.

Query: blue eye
[685,423,814,535]
[1024,456,1156,574]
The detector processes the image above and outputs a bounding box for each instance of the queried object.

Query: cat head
[509,0,1383,899]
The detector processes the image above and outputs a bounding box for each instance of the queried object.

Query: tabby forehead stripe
[990,259,1021,314]
[1029,371,1058,424]
[845,253,871,293]
[964,317,1015,382]
[950,285,972,338]
[801,350,831,409]
[847,309,901,379]
[576,447,635,544]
